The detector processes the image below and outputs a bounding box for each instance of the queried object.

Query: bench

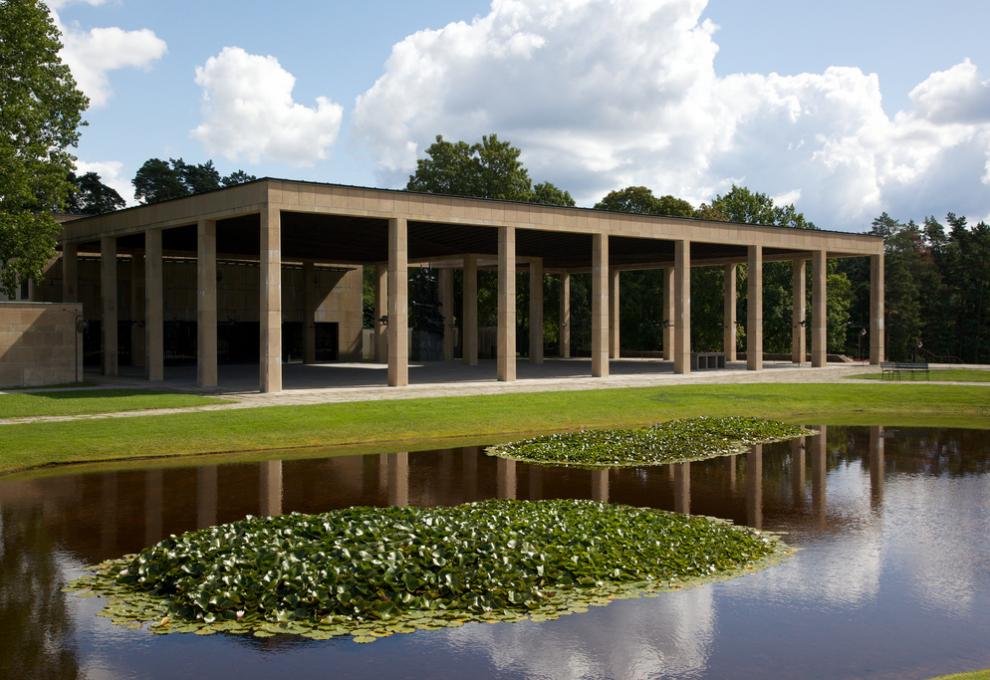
[880,361,930,380]
[691,352,726,371]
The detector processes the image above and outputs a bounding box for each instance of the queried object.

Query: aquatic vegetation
[486,416,814,468]
[68,499,788,642]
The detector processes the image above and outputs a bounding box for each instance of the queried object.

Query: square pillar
[792,259,807,364]
[130,253,145,368]
[746,245,763,371]
[439,267,455,361]
[662,267,674,361]
[197,219,218,388]
[462,255,478,366]
[388,217,409,386]
[609,269,620,359]
[374,264,387,363]
[529,258,544,364]
[559,272,571,358]
[145,229,163,381]
[869,253,885,364]
[62,242,78,303]
[100,236,118,377]
[723,264,737,361]
[497,226,516,381]
[303,262,317,364]
[260,206,282,392]
[591,233,609,377]
[674,240,691,374]
[812,249,827,367]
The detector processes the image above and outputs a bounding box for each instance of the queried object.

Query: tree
[132,158,256,204]
[532,182,575,207]
[594,186,694,217]
[66,172,125,215]
[0,0,88,297]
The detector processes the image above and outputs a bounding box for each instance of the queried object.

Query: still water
[1,426,988,680]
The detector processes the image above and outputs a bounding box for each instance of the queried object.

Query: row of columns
[72,210,885,393]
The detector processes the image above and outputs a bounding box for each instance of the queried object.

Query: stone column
[870,253,885,364]
[559,272,571,358]
[100,236,118,377]
[303,261,317,364]
[145,229,164,381]
[62,242,78,303]
[497,458,517,500]
[746,445,763,529]
[130,253,145,368]
[609,269,620,359]
[196,466,218,529]
[529,258,544,364]
[792,259,807,364]
[591,469,609,503]
[591,233,609,378]
[663,267,674,361]
[374,264,387,363]
[197,219,218,388]
[439,267,455,361]
[260,206,282,392]
[747,245,763,371]
[259,460,282,517]
[674,240,691,374]
[812,250,827,367]
[673,462,691,515]
[723,263,736,361]
[462,255,478,366]
[388,217,409,387]
[497,226,516,381]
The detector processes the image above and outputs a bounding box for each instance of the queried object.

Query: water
[1,426,988,679]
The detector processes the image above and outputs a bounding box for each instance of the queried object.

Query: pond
[1,425,988,679]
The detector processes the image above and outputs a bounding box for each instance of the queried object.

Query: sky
[50,0,990,231]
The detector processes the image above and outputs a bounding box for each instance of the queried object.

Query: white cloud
[75,159,134,205]
[48,3,167,108]
[191,47,343,166]
[352,0,990,230]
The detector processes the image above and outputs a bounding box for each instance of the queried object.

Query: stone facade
[0,302,83,387]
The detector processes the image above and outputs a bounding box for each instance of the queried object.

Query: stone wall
[36,257,364,361]
[0,303,83,387]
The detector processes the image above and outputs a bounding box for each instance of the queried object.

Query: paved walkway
[2,359,985,426]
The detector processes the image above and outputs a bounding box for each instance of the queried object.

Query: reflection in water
[1,426,989,679]
[746,445,762,529]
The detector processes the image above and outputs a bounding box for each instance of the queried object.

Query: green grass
[0,382,987,476]
[0,389,230,419]
[852,368,990,383]
[930,671,990,680]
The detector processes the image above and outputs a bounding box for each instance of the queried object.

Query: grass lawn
[851,368,990,382]
[930,671,990,680]
[0,389,230,419]
[0,382,987,476]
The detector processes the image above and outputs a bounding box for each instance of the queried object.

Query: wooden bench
[880,361,930,380]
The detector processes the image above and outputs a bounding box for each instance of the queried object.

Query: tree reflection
[0,505,79,680]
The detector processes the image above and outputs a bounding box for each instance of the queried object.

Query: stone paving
[1,359,985,426]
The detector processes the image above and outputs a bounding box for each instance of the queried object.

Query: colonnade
[65,212,885,393]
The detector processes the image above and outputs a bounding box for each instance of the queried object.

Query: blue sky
[53,0,990,230]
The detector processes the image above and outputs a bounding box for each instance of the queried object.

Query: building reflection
[869,426,885,508]
[145,469,163,545]
[386,452,409,507]
[197,466,218,529]
[259,460,283,517]
[497,458,517,500]
[790,437,806,507]
[673,462,690,515]
[812,426,828,529]
[746,445,763,529]
[591,469,609,503]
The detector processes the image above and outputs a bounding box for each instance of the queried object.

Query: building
[49,178,884,392]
